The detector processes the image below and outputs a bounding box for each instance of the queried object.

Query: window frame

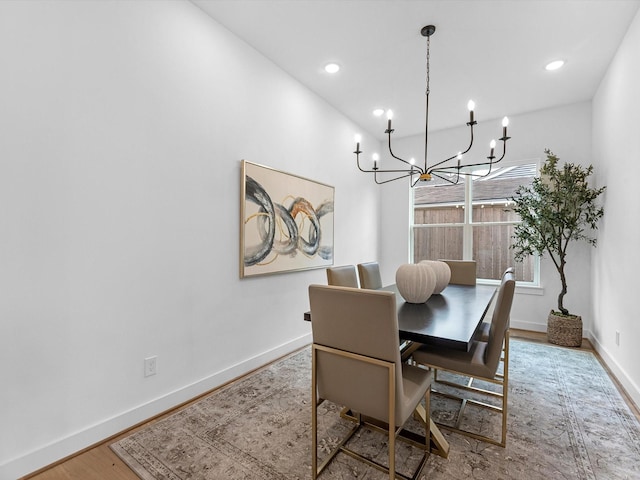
[409,157,541,286]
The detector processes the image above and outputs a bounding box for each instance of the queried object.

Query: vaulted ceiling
[193,0,640,139]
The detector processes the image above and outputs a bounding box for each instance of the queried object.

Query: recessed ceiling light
[545,60,565,71]
[373,108,385,117]
[324,63,340,74]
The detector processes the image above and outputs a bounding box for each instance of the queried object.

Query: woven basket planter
[547,311,582,347]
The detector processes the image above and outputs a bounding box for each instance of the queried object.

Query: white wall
[0,1,379,477]
[379,102,595,333]
[592,8,640,408]
[2,1,638,477]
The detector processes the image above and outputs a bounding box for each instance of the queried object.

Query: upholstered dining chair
[308,284,432,479]
[326,265,359,287]
[357,261,383,290]
[476,267,515,342]
[412,269,515,447]
[439,259,477,285]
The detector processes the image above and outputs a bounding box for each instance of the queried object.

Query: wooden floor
[23,330,640,480]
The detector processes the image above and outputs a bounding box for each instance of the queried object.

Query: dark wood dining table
[304,283,497,352]
[304,282,498,458]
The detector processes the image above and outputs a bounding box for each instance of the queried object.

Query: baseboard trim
[10,327,640,479]
[510,318,547,333]
[6,333,312,480]
[589,334,640,412]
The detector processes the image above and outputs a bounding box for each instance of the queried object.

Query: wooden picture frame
[240,160,334,278]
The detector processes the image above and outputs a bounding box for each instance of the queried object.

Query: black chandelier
[354,25,511,186]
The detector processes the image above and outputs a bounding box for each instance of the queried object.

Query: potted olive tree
[510,149,606,347]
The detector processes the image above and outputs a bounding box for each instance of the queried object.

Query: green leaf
[509,149,605,314]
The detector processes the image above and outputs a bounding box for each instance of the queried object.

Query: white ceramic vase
[419,260,451,294]
[395,263,437,303]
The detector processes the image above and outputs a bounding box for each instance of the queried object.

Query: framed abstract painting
[240,160,334,278]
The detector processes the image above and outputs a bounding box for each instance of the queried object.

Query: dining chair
[412,269,515,447]
[476,267,515,342]
[309,284,432,479]
[357,261,383,290]
[325,265,359,287]
[439,259,477,285]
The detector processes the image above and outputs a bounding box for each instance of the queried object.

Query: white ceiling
[192,0,640,139]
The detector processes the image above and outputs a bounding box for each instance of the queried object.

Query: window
[411,162,538,284]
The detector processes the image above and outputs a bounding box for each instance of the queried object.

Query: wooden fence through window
[413,204,533,282]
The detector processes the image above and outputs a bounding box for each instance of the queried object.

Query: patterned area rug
[111,339,640,479]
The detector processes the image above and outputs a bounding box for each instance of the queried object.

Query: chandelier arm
[388,134,425,173]
[356,152,421,174]
[356,153,376,173]
[458,123,475,156]
[374,170,417,184]
[477,138,508,166]
[492,139,508,163]
[429,133,509,176]
[450,143,506,174]
[461,165,493,178]
[434,158,494,174]
[426,154,457,173]
[430,165,465,174]
[431,167,489,178]
[377,168,427,173]
[426,124,475,173]
[430,171,461,185]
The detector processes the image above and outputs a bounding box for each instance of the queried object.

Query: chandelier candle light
[354,25,511,186]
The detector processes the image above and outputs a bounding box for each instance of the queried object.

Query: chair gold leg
[312,346,318,480]
[388,365,395,480]
[312,344,432,478]
[501,331,510,446]
[425,330,510,448]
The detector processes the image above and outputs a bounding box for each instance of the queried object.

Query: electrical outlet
[615,331,620,347]
[144,356,157,377]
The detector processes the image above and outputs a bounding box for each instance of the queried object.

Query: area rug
[111,339,640,479]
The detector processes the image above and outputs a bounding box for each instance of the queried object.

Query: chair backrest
[484,270,516,372]
[439,259,476,285]
[326,265,359,287]
[309,284,402,422]
[357,262,383,290]
[482,267,516,323]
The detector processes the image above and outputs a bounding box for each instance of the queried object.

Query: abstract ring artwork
[240,161,334,277]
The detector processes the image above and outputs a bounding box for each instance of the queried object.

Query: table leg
[414,403,450,458]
